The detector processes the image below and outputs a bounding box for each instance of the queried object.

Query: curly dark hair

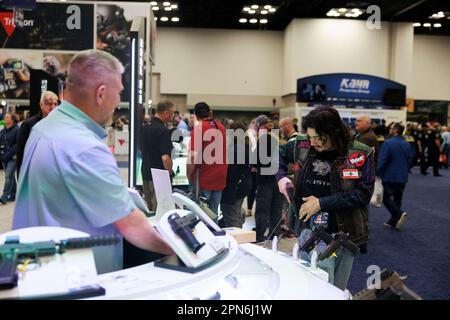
[301,106,351,156]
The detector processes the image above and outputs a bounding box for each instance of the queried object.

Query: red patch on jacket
[348,152,366,168]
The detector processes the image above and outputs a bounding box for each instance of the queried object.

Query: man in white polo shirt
[12,50,173,274]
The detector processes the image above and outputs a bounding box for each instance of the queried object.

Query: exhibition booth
[280,73,408,130]
[0,1,432,301]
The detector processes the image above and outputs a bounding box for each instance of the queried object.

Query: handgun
[318,232,360,261]
[353,269,422,300]
[299,226,359,261]
[299,225,333,254]
[168,212,205,254]
[0,235,120,289]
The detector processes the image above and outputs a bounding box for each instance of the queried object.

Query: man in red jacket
[187,102,227,214]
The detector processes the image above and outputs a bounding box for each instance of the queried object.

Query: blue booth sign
[297,73,406,109]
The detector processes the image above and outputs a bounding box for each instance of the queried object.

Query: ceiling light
[251,5,259,10]
[412,22,421,27]
[260,19,268,24]
[239,18,247,23]
[150,1,157,5]
[152,6,159,11]
[269,8,276,13]
[154,17,158,21]
[160,16,169,22]
[163,2,171,6]
[261,10,268,15]
[171,4,178,9]
[249,18,258,24]
[352,8,361,12]
[171,17,179,22]
[423,23,431,27]
[243,7,250,12]
[248,10,256,14]
[164,7,172,11]
[345,13,353,17]
[338,8,347,13]
[264,5,272,10]
[430,11,445,19]
[327,10,340,17]
[433,23,442,27]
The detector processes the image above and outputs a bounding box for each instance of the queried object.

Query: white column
[389,22,414,93]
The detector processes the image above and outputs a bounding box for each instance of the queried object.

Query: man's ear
[96,84,106,106]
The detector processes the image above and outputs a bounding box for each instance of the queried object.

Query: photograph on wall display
[0,2,94,50]
[97,3,148,102]
[0,50,42,99]
[43,53,75,94]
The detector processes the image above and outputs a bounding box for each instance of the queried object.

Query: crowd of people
[141,102,450,290]
[1,49,449,290]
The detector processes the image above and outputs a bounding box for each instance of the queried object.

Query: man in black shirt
[16,91,58,177]
[420,124,442,176]
[141,100,175,211]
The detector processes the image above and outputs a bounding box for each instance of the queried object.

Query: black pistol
[168,212,205,254]
[318,232,360,261]
[299,226,333,254]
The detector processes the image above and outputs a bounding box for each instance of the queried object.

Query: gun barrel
[60,235,120,250]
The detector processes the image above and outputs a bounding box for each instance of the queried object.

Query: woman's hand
[299,196,321,222]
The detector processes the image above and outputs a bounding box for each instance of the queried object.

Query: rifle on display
[0,235,120,289]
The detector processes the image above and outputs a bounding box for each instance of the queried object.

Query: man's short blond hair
[40,90,58,103]
[67,49,124,93]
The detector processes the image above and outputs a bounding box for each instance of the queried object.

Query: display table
[0,227,348,300]
[0,227,101,299]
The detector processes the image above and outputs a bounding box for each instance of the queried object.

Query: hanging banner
[1,0,36,10]
[297,73,406,109]
[0,2,94,50]
[97,3,148,102]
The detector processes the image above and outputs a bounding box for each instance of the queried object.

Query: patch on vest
[348,152,366,168]
[297,140,310,148]
[342,169,360,179]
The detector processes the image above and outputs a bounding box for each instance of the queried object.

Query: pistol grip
[0,258,18,289]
